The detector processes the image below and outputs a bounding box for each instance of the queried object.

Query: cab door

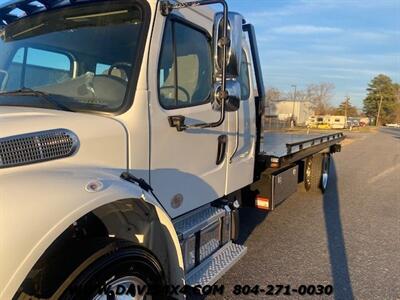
[225,41,257,194]
[149,14,228,218]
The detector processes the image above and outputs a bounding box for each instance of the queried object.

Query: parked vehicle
[360,117,370,127]
[347,117,360,128]
[385,123,400,128]
[0,0,344,299]
[330,116,347,129]
[306,115,331,129]
[306,116,322,128]
[306,116,315,127]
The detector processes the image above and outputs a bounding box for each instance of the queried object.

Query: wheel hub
[305,159,312,190]
[92,276,148,300]
[321,156,330,190]
[322,172,328,189]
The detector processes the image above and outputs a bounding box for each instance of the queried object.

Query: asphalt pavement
[200,128,400,300]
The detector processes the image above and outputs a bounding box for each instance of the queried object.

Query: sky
[228,0,400,108]
[1,0,399,108]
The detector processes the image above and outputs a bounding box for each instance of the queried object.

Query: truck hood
[0,106,127,171]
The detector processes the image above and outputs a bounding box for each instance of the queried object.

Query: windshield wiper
[0,88,74,112]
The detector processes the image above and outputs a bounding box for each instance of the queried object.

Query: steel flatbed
[257,130,345,173]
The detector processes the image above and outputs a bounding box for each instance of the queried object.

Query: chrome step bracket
[186,242,247,286]
[174,206,225,240]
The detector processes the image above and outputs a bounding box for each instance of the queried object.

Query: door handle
[216,135,228,165]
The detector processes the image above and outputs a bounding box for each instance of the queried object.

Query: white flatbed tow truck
[0,0,344,299]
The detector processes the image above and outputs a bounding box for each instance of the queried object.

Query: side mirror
[212,79,241,112]
[214,12,243,78]
[163,0,240,131]
[0,70,8,91]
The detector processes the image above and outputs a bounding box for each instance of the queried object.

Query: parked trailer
[306,115,330,129]
[0,0,344,299]
[330,116,347,129]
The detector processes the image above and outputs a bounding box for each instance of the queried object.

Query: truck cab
[0,0,261,298]
[0,1,343,299]
[0,0,258,215]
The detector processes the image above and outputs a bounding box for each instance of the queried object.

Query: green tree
[392,83,400,123]
[335,97,358,117]
[363,74,398,125]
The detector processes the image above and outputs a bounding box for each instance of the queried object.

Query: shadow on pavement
[323,160,354,300]
[236,206,268,245]
[234,184,270,245]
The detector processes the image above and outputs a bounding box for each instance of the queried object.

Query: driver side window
[158,18,212,109]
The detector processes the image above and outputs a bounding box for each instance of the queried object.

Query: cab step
[185,241,247,286]
[174,206,225,240]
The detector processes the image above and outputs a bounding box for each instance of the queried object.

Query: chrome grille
[0,129,79,168]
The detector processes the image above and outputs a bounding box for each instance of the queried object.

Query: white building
[265,100,314,125]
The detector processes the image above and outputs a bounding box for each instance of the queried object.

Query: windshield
[0,0,148,113]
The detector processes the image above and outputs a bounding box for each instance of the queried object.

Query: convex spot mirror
[214,12,244,78]
[212,80,241,112]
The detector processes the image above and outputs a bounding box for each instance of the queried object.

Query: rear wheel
[320,154,331,192]
[304,154,331,193]
[304,157,313,191]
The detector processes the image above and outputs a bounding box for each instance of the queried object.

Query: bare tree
[306,83,335,115]
[264,83,335,117]
[265,88,282,116]
[286,89,308,102]
[266,88,282,102]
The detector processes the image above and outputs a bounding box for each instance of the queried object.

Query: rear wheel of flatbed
[304,154,331,193]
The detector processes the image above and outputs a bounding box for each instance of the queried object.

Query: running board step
[185,242,247,286]
[174,206,225,240]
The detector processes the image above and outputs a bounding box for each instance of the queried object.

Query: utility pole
[376,91,383,126]
[291,84,297,128]
[344,96,350,119]
[344,96,351,130]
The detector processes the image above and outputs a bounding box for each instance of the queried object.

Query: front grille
[0,129,79,168]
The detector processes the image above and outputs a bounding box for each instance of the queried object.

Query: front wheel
[60,242,165,300]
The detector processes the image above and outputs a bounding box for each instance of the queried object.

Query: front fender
[0,166,183,299]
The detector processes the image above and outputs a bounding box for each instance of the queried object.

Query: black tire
[59,240,166,300]
[320,154,331,193]
[304,154,331,193]
[15,239,166,300]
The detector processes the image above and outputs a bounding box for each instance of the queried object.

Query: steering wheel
[160,85,190,103]
[107,62,132,81]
